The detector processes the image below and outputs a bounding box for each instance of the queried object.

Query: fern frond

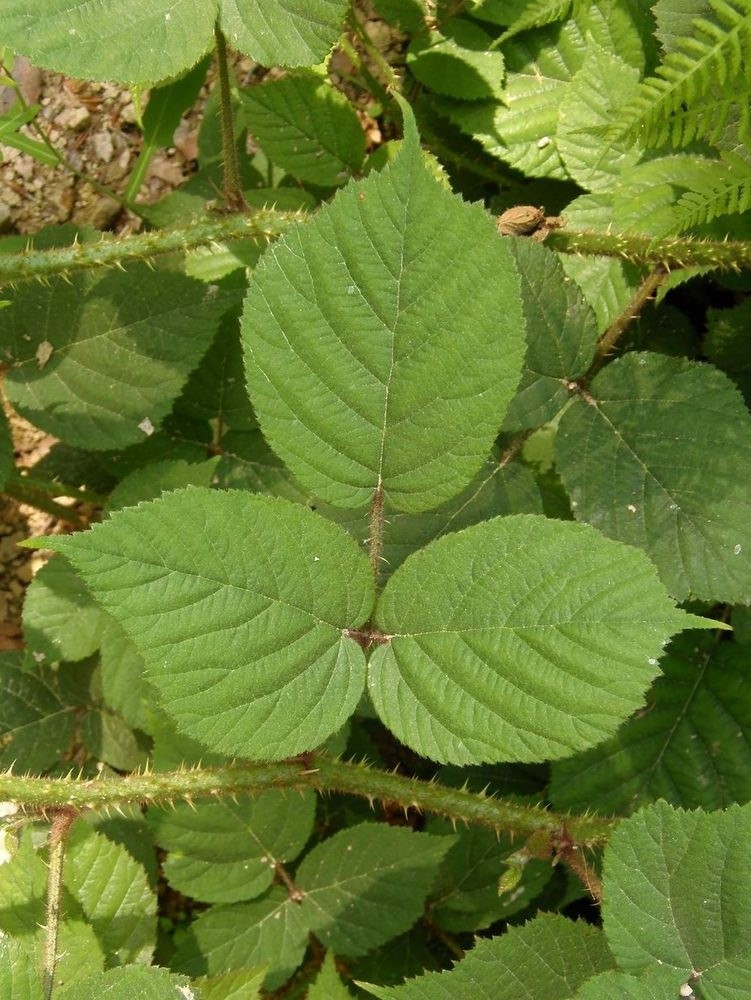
[609,0,751,147]
[674,151,751,229]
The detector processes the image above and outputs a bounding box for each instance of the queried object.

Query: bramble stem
[0,755,617,848]
[42,809,78,1000]
[214,25,247,212]
[0,210,301,285]
[593,264,668,368]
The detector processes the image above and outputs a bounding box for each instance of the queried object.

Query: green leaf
[242,103,525,512]
[297,823,453,956]
[555,353,751,603]
[1,263,238,450]
[219,0,349,68]
[1,0,218,85]
[22,556,105,663]
[368,514,708,765]
[358,913,615,998]
[706,299,751,405]
[408,19,505,100]
[151,789,316,903]
[39,487,374,760]
[573,966,688,1000]
[65,822,157,967]
[80,706,148,772]
[426,817,552,931]
[171,886,309,987]
[0,652,76,772]
[56,966,195,1000]
[105,457,220,512]
[550,632,751,814]
[0,939,44,1000]
[99,619,150,732]
[240,74,366,186]
[557,45,642,192]
[194,966,266,1000]
[309,952,354,999]
[603,801,751,992]
[503,239,599,432]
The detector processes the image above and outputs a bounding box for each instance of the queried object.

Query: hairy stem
[592,264,668,369]
[214,25,247,212]
[0,755,617,847]
[546,226,751,271]
[0,210,301,285]
[42,809,78,1000]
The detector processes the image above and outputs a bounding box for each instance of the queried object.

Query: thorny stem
[42,808,78,1000]
[338,34,394,111]
[347,10,401,94]
[214,25,247,212]
[0,754,617,847]
[0,209,301,285]
[591,264,668,372]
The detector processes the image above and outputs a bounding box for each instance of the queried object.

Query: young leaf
[368,514,710,765]
[37,487,374,760]
[64,823,157,967]
[242,103,525,512]
[240,74,366,186]
[358,913,615,998]
[503,239,599,432]
[22,556,105,663]
[556,353,751,603]
[150,789,316,903]
[603,801,751,992]
[296,823,453,956]
[309,951,354,999]
[550,632,751,814]
[1,263,238,450]
[171,886,308,987]
[0,652,76,772]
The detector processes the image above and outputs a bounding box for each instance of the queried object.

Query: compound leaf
[550,633,751,814]
[297,823,453,956]
[37,487,374,761]
[242,103,525,512]
[359,913,615,998]
[556,353,751,603]
[603,801,751,992]
[368,514,709,765]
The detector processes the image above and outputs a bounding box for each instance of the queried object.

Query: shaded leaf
[38,487,374,760]
[1,263,237,450]
[242,103,525,512]
[151,789,316,903]
[359,913,615,998]
[105,457,220,513]
[551,633,751,814]
[309,951,354,999]
[603,801,751,992]
[297,823,453,956]
[0,651,76,772]
[0,407,11,492]
[171,886,308,988]
[240,74,365,186]
[369,514,710,765]
[556,353,751,602]
[65,823,157,967]
[408,19,505,100]
[573,966,688,999]
[22,556,105,663]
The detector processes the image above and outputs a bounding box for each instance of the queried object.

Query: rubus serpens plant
[1,1,751,998]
